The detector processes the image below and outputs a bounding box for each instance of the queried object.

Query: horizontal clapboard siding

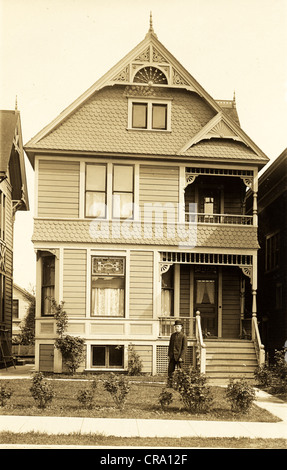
[38,160,80,217]
[132,345,153,373]
[63,249,86,317]
[129,251,153,319]
[139,165,179,221]
[222,267,240,338]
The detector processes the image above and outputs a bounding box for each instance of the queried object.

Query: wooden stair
[204,339,258,385]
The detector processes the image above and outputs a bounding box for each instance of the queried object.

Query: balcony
[185,212,253,225]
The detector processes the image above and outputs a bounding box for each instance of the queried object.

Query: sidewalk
[0,365,286,441]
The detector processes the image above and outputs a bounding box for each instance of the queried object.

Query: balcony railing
[185,213,253,225]
[159,316,195,337]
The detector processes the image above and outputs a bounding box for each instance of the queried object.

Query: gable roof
[24,21,269,169]
[0,110,29,210]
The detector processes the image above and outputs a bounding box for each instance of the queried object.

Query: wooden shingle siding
[129,251,153,319]
[63,249,86,317]
[38,160,80,218]
[222,267,241,338]
[139,165,179,221]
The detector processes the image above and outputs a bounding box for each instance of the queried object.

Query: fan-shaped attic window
[133,67,168,85]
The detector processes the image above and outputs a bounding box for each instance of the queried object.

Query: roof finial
[15,95,18,111]
[149,11,154,32]
[233,90,236,107]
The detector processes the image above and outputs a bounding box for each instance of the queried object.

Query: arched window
[133,67,168,85]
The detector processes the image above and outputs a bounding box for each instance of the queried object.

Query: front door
[195,275,217,336]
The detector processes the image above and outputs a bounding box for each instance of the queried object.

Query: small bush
[77,380,97,409]
[30,372,55,409]
[226,378,255,413]
[254,349,287,395]
[171,368,213,413]
[127,344,143,376]
[158,388,173,410]
[103,373,130,410]
[55,335,85,375]
[0,382,13,407]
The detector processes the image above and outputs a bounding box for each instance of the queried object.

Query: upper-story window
[85,163,134,220]
[128,99,171,131]
[85,164,107,219]
[266,231,280,272]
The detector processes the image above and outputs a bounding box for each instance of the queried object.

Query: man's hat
[174,320,183,326]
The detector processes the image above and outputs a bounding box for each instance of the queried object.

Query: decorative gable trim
[177,112,264,159]
[25,29,222,149]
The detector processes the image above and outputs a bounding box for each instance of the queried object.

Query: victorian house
[0,109,29,368]
[24,20,269,382]
[255,149,287,362]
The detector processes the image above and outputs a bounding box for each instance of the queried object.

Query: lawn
[0,375,280,423]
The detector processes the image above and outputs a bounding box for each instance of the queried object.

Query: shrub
[30,372,55,409]
[77,380,97,409]
[0,382,13,407]
[254,349,287,395]
[55,335,85,375]
[171,368,213,413]
[226,378,255,413]
[127,344,143,376]
[158,388,173,410]
[103,373,130,410]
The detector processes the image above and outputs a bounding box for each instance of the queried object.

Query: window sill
[126,127,171,133]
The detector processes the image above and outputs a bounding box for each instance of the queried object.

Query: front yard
[0,374,280,422]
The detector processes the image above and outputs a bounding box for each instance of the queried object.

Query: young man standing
[168,319,187,380]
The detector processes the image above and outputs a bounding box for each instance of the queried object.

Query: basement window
[91,345,124,369]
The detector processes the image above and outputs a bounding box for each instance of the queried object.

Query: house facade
[25,22,269,381]
[256,149,287,362]
[0,109,29,368]
[12,283,35,340]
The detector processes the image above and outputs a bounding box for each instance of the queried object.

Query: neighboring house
[0,109,29,368]
[12,283,35,339]
[24,20,269,382]
[256,149,287,362]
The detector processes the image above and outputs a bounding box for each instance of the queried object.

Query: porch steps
[204,339,258,385]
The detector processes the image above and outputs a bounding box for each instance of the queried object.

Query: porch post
[174,264,180,316]
[253,170,258,226]
[251,253,258,340]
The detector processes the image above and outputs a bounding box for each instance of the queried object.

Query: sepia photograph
[0,0,286,454]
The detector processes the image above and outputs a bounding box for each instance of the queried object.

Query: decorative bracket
[240,176,253,190]
[184,173,198,189]
[159,262,173,276]
[239,266,253,282]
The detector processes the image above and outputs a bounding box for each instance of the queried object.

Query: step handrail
[252,315,265,366]
[195,310,206,374]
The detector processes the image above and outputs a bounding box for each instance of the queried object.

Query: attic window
[128,99,171,131]
[133,67,168,85]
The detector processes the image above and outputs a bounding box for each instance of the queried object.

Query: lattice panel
[156,345,193,374]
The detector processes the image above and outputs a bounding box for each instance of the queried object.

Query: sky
[0,0,286,290]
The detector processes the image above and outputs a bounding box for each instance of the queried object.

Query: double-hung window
[85,164,107,218]
[41,255,55,316]
[129,100,170,131]
[112,165,134,219]
[85,163,134,220]
[91,256,125,317]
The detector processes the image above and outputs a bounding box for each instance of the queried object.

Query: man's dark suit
[168,330,187,377]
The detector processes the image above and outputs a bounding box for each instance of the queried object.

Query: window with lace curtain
[91,256,125,317]
[196,280,215,304]
[41,255,55,316]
